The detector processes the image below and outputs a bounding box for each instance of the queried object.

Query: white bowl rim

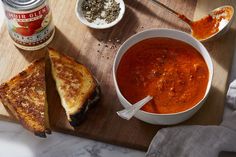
[75,0,126,29]
[113,28,214,116]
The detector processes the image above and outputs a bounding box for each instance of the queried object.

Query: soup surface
[117,38,209,114]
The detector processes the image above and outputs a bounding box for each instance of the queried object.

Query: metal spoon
[150,0,234,42]
[117,96,153,120]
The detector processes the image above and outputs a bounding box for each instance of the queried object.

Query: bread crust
[48,48,100,126]
[0,58,50,137]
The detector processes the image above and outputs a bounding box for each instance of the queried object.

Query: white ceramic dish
[75,0,125,29]
[113,28,214,125]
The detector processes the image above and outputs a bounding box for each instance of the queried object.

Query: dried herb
[81,0,121,24]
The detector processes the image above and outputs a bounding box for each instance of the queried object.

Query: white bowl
[75,0,125,29]
[113,28,214,125]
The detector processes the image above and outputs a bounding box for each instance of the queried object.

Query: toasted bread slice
[48,48,99,126]
[0,59,51,137]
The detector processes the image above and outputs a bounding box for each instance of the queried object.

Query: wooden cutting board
[0,0,236,151]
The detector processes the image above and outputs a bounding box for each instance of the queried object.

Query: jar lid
[2,0,45,11]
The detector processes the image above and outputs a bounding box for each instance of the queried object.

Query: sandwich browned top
[0,59,50,137]
[48,48,97,121]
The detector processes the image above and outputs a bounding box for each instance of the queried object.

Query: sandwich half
[48,48,100,126]
[0,58,51,137]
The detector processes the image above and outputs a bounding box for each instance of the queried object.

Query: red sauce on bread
[117,38,209,114]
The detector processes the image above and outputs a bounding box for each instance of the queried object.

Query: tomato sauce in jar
[2,0,55,51]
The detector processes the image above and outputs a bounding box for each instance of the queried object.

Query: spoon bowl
[197,5,235,42]
[150,0,234,42]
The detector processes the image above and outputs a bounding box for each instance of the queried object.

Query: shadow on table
[15,26,98,72]
[204,27,236,72]
[182,86,224,126]
[125,0,158,18]
[219,151,236,157]
[125,0,191,32]
[15,46,47,62]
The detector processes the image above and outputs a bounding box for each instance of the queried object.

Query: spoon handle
[150,0,192,25]
[151,0,179,16]
[117,96,153,120]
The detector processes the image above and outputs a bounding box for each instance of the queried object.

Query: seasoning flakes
[82,0,121,24]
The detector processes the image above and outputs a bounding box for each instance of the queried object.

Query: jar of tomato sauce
[2,0,55,51]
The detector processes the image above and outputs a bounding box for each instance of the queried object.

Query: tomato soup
[117,38,209,114]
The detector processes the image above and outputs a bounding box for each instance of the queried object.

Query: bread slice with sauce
[48,48,100,127]
[0,58,51,137]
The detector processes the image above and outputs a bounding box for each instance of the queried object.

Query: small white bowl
[75,0,125,29]
[113,29,214,125]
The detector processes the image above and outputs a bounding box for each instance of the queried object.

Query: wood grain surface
[0,0,235,151]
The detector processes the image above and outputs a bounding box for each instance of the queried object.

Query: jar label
[5,3,54,48]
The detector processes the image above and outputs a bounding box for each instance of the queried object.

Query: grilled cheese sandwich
[0,58,51,137]
[48,48,100,126]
